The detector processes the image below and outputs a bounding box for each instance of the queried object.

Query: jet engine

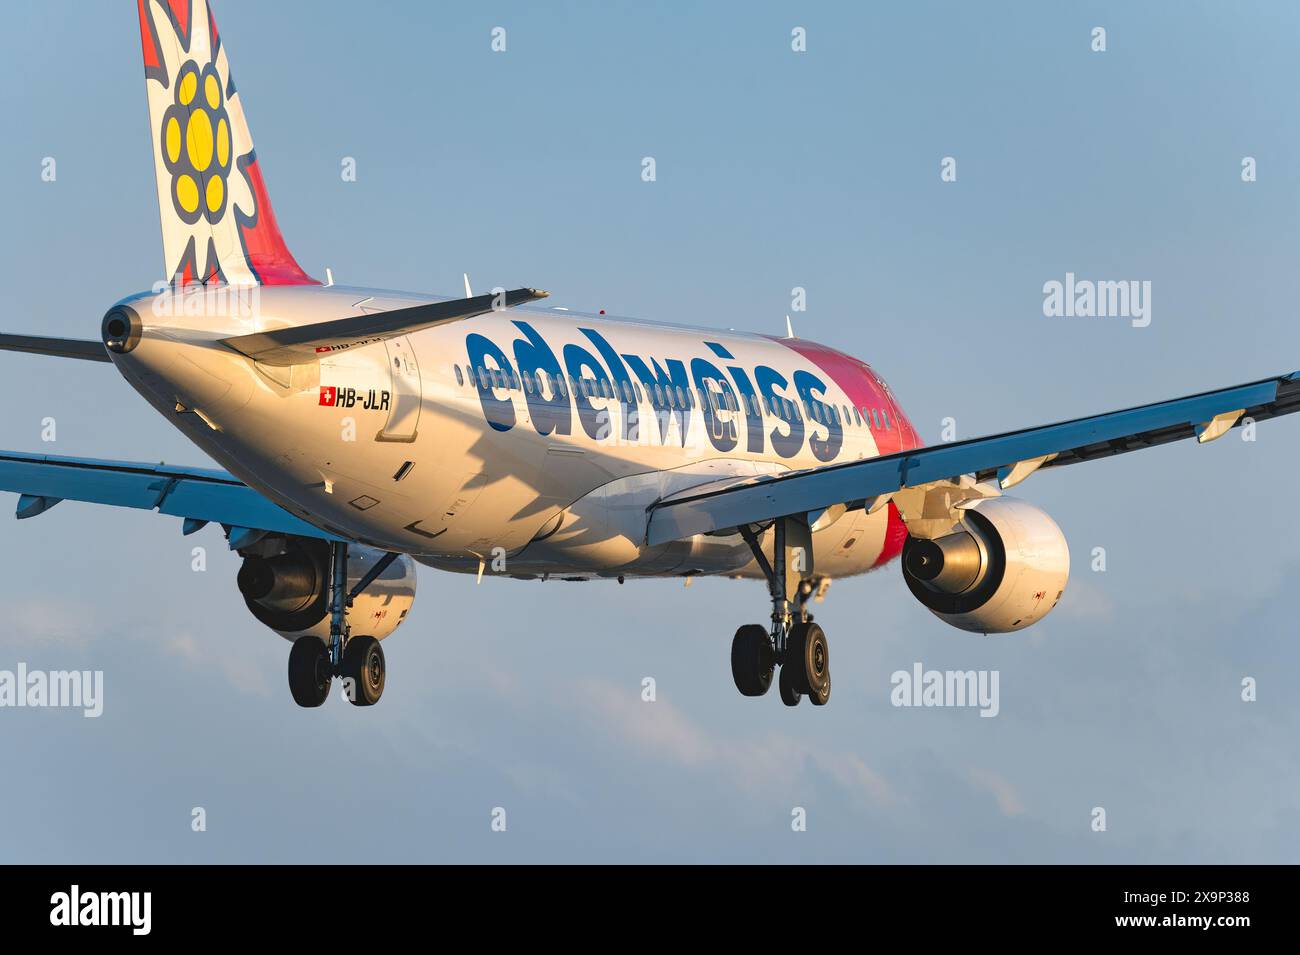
[901,497,1068,633]
[237,538,416,641]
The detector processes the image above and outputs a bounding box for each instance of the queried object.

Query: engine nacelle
[901,497,1068,633]
[237,538,416,641]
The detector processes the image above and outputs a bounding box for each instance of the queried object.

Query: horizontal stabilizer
[220,287,549,366]
[0,334,110,363]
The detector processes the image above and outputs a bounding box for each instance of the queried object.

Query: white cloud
[577,679,894,808]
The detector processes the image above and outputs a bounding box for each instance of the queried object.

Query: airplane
[1,0,1296,709]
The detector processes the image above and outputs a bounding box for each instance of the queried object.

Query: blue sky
[0,0,1297,862]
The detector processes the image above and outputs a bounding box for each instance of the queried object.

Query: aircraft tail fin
[136,0,315,287]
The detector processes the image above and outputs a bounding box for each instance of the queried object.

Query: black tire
[787,621,830,704]
[288,636,332,708]
[778,662,802,706]
[807,669,830,706]
[731,624,775,696]
[341,635,386,706]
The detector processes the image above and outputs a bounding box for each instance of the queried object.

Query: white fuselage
[108,284,921,581]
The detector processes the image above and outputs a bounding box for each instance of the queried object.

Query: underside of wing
[0,450,337,544]
[647,369,1300,545]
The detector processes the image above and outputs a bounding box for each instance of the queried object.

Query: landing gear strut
[735,519,831,707]
[286,542,396,708]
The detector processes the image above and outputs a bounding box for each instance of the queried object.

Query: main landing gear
[733,519,831,707]
[287,541,396,708]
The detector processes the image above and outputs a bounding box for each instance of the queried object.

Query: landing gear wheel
[731,624,775,697]
[341,635,385,707]
[288,636,332,708]
[787,621,831,706]
[778,662,802,706]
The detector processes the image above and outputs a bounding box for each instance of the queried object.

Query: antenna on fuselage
[324,268,334,287]
[463,273,473,298]
[785,314,796,338]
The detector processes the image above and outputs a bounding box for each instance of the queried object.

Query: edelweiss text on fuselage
[466,320,847,461]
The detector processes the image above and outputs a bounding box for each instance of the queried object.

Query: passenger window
[454,365,464,387]
[853,407,862,426]
[675,386,686,408]
[634,382,644,402]
[882,410,890,429]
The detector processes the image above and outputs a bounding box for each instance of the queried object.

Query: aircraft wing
[220,287,549,366]
[646,369,1300,546]
[0,450,338,543]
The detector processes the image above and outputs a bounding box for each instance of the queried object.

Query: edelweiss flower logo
[160,60,232,225]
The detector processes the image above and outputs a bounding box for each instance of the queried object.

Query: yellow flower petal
[206,175,224,214]
[187,110,214,172]
[165,117,181,164]
[176,175,199,214]
[216,117,230,169]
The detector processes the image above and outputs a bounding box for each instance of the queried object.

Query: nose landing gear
[734,520,832,708]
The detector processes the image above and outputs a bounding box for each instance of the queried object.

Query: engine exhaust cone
[238,554,318,608]
[903,530,983,595]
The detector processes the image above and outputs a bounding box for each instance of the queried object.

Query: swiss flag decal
[319,386,338,406]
